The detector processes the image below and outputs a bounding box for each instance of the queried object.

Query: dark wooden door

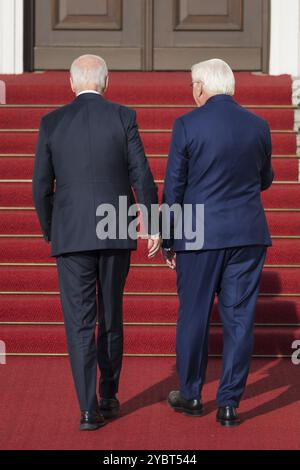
[34,0,147,70]
[153,0,270,71]
[33,0,270,71]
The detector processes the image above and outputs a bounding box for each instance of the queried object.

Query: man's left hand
[148,235,161,258]
[162,248,176,270]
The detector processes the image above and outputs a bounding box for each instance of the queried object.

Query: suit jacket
[32,93,158,256]
[162,94,274,251]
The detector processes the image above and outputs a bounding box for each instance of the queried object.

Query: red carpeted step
[1,294,300,325]
[0,106,295,131]
[0,156,298,181]
[0,71,297,363]
[125,325,300,356]
[0,183,34,206]
[0,324,299,356]
[0,209,299,236]
[142,107,294,131]
[0,72,292,105]
[261,184,300,208]
[127,295,300,325]
[125,267,300,294]
[0,237,299,265]
[0,131,296,155]
[0,107,56,128]
[0,266,298,294]
[270,158,299,181]
[0,157,35,179]
[267,211,300,235]
[148,158,299,182]
[0,133,37,153]
[0,210,40,233]
[141,132,296,156]
[1,182,299,208]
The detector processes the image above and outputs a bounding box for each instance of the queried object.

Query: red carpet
[0,71,292,105]
[0,182,300,208]
[0,237,299,265]
[0,265,299,293]
[0,106,295,130]
[0,71,299,451]
[0,209,299,235]
[1,324,300,356]
[0,74,299,356]
[1,293,300,324]
[0,155,298,181]
[0,357,300,450]
[0,130,297,154]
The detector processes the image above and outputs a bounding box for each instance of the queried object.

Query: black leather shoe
[216,406,241,427]
[168,391,203,417]
[80,410,106,431]
[99,397,120,419]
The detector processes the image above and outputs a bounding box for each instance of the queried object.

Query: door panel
[174,0,243,30]
[154,0,269,71]
[34,0,144,70]
[53,0,122,30]
[33,0,270,71]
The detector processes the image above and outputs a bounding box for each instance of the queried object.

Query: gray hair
[191,58,235,96]
[70,54,108,94]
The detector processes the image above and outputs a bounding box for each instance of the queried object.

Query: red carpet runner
[0,356,299,450]
[0,72,299,356]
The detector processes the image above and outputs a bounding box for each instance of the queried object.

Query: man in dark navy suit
[33,55,159,430]
[162,59,274,426]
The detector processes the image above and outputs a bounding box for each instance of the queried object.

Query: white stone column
[269,0,300,76]
[0,0,24,74]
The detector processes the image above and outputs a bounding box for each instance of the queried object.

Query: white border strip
[0,0,23,74]
[269,0,300,76]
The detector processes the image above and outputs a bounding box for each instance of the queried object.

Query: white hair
[191,58,235,96]
[70,54,108,94]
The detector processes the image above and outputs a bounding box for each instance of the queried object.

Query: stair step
[0,294,299,325]
[0,182,299,208]
[0,155,298,181]
[0,237,299,265]
[1,71,292,105]
[0,131,296,155]
[0,266,298,294]
[0,106,295,130]
[1,324,298,356]
[0,209,299,236]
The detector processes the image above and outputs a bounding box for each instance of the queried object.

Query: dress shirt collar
[76,90,101,97]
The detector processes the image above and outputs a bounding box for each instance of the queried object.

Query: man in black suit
[33,55,159,431]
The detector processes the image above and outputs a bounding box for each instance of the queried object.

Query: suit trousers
[176,245,267,407]
[56,249,131,412]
